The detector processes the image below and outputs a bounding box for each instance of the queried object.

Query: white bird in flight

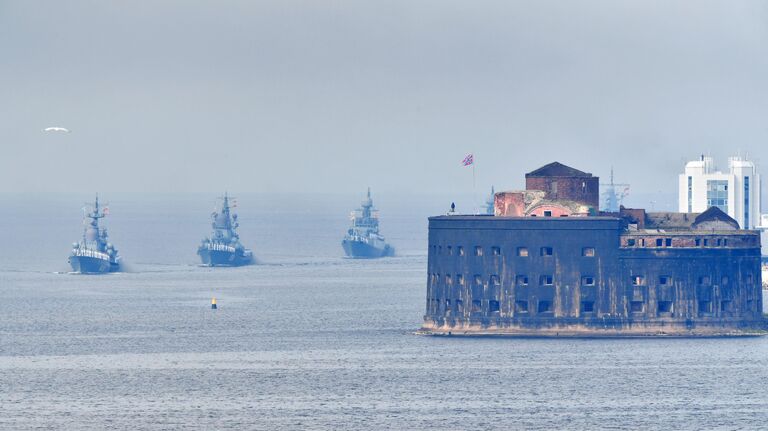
[43,127,70,133]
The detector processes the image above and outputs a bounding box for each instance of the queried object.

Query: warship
[342,188,394,258]
[68,196,121,274]
[198,193,253,266]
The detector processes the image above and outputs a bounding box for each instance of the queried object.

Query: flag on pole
[461,153,474,166]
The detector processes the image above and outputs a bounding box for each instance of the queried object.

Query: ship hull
[68,255,119,274]
[342,239,393,259]
[198,248,253,267]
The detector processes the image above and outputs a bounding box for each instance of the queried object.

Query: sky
[2,0,767,202]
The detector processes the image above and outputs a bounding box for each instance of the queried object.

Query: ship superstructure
[68,195,121,274]
[198,193,253,266]
[342,188,394,258]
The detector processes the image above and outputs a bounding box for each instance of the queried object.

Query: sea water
[1,193,768,430]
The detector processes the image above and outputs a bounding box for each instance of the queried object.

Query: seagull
[43,127,70,133]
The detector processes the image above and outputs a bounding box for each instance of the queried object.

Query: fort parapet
[420,162,765,336]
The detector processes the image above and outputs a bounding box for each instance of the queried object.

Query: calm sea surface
[2,193,768,430]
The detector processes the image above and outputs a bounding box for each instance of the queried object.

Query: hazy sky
[2,1,767,198]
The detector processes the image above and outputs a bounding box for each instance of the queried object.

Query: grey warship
[198,194,254,266]
[342,188,394,258]
[68,196,121,274]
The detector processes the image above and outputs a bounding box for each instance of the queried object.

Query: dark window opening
[457,274,464,286]
[703,239,709,246]
[631,275,645,286]
[517,247,529,257]
[457,246,465,256]
[490,275,500,286]
[489,300,500,313]
[540,275,554,286]
[515,300,529,313]
[722,239,727,246]
[491,246,501,256]
[659,275,671,285]
[516,275,529,286]
[695,238,701,246]
[698,276,711,285]
[473,274,482,286]
[656,238,663,247]
[544,210,552,217]
[627,238,636,246]
[665,238,672,247]
[541,247,553,256]
[582,276,595,286]
[474,246,483,256]
[537,300,553,313]
[581,301,595,313]
[720,300,731,312]
[657,301,673,313]
[446,246,452,255]
[471,300,482,313]
[698,301,711,314]
[630,301,644,313]
[582,247,595,257]
[716,238,721,246]
[445,275,452,285]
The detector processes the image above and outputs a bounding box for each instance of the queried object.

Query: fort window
[581,301,595,313]
[489,300,500,313]
[656,238,663,247]
[698,300,712,314]
[540,275,554,286]
[515,300,528,313]
[471,300,482,313]
[665,238,672,246]
[517,247,529,257]
[631,275,645,286]
[659,275,671,285]
[474,246,483,256]
[703,239,709,246]
[490,275,500,286]
[457,274,465,286]
[722,239,727,246]
[657,301,673,313]
[720,300,731,312]
[716,239,721,246]
[446,246,452,255]
[640,238,645,246]
[630,301,644,313]
[627,238,636,246]
[457,246,465,256]
[582,247,595,257]
[697,276,711,285]
[445,275,453,285]
[537,300,553,313]
[473,274,482,286]
[544,210,552,217]
[695,238,701,246]
[516,275,529,286]
[491,247,501,256]
[445,299,451,311]
[581,276,595,286]
[541,247,553,256]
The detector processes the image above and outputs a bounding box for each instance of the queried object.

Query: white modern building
[678,155,761,229]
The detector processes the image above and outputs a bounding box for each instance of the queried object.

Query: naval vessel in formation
[342,188,394,258]
[198,193,254,267]
[69,196,121,274]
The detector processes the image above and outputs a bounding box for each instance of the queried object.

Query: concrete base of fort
[419,319,768,337]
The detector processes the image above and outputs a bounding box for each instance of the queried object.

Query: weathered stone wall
[525,175,600,210]
[422,216,764,336]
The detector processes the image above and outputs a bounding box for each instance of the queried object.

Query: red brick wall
[525,176,599,210]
